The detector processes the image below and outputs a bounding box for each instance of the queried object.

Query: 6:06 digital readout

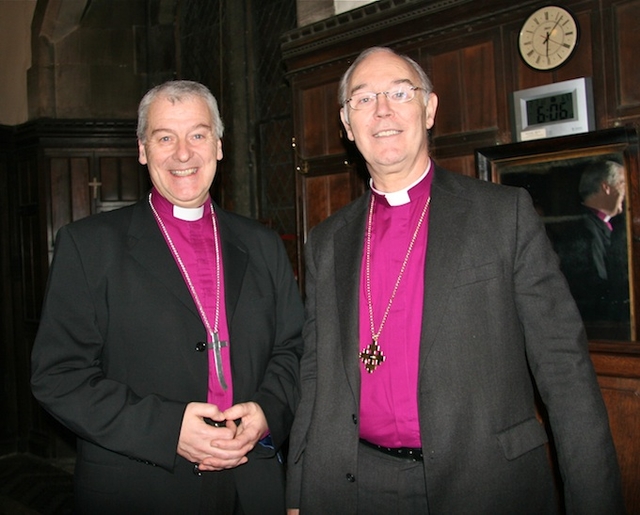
[526,92,575,125]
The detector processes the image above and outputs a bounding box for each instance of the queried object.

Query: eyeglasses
[344,84,424,110]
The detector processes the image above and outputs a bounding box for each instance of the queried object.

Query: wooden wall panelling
[294,154,364,286]
[43,150,146,259]
[48,155,92,254]
[17,151,45,324]
[430,41,499,137]
[603,0,640,125]
[590,345,640,514]
[427,37,503,173]
[297,81,344,158]
[99,154,147,205]
[291,65,367,284]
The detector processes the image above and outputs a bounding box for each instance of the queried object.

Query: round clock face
[518,6,579,71]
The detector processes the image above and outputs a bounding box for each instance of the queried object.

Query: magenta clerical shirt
[151,188,233,411]
[358,163,433,448]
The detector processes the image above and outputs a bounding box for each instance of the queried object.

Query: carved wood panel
[605,0,640,123]
[430,41,498,137]
[591,348,640,514]
[45,151,148,257]
[298,80,344,159]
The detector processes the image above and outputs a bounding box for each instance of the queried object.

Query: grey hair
[338,47,433,123]
[578,160,624,200]
[136,80,224,142]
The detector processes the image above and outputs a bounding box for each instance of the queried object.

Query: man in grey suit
[286,47,624,514]
[31,80,304,514]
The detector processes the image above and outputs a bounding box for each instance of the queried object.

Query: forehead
[349,51,418,91]
[148,95,212,127]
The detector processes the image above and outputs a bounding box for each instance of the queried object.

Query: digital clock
[525,92,574,125]
[512,78,595,142]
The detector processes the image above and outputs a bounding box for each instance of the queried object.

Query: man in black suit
[556,160,629,327]
[286,47,624,514]
[31,80,304,514]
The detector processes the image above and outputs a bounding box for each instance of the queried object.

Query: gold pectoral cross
[208,332,228,390]
[359,340,385,373]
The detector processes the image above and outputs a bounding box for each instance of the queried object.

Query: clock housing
[519,5,579,70]
[511,78,595,142]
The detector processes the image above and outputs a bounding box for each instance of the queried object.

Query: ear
[138,140,147,165]
[340,107,355,141]
[216,138,223,160]
[425,92,438,130]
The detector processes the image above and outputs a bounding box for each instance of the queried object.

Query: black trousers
[199,468,243,515]
[356,441,429,514]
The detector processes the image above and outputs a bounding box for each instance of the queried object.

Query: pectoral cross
[359,340,385,373]
[208,332,228,390]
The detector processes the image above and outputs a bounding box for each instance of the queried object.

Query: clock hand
[544,31,550,57]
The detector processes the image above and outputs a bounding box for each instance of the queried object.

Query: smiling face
[138,95,223,208]
[340,49,438,191]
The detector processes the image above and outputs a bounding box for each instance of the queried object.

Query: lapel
[334,195,369,398]
[127,197,198,317]
[419,168,472,370]
[127,197,204,380]
[215,206,249,326]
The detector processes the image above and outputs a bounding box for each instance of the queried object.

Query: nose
[173,138,192,162]
[374,92,393,116]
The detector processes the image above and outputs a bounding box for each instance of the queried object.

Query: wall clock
[518,5,579,71]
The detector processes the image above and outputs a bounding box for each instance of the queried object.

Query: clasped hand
[177,401,268,471]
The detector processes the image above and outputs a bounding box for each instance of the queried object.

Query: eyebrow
[350,78,414,95]
[149,123,213,136]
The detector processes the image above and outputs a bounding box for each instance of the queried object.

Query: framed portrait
[475,126,639,343]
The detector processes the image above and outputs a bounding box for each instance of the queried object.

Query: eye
[390,88,409,101]
[356,94,374,105]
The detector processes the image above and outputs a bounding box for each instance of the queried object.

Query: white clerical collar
[369,164,431,206]
[173,204,205,221]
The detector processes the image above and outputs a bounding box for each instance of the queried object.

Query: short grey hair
[136,80,224,142]
[579,160,624,200]
[338,47,434,122]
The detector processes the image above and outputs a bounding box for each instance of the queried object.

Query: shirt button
[346,473,355,483]
[195,342,207,352]
[352,414,357,424]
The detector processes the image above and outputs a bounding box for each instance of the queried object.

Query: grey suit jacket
[287,166,624,514]
[31,195,304,514]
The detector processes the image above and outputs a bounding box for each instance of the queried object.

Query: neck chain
[148,192,228,390]
[360,193,431,373]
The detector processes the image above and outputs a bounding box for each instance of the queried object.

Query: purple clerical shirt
[151,188,233,410]
[358,164,433,448]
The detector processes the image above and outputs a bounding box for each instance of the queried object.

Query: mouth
[170,168,197,177]
[374,129,401,138]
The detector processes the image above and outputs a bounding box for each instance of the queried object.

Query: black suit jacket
[555,207,630,324]
[287,167,624,514]
[31,195,304,514]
